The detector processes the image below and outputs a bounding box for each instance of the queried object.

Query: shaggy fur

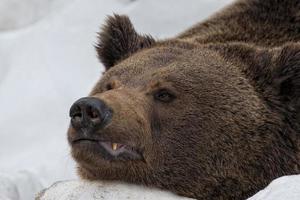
[68,0,300,199]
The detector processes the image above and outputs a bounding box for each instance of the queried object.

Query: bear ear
[96,14,156,70]
[271,44,300,106]
[211,43,300,110]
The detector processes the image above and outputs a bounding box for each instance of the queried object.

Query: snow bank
[0,171,43,200]
[36,180,193,200]
[248,175,300,200]
[0,0,73,31]
[35,175,300,200]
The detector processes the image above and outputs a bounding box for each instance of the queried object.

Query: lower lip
[72,139,99,145]
[99,141,125,156]
[73,140,125,155]
[71,139,143,161]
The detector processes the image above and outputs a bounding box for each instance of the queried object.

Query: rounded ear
[96,14,156,70]
[211,43,300,111]
[272,44,300,105]
[208,43,274,92]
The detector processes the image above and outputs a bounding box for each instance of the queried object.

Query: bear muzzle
[68,97,144,161]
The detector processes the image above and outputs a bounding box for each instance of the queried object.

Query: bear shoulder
[178,0,300,47]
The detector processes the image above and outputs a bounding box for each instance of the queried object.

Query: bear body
[68,0,300,199]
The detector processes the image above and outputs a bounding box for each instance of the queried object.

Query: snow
[36,180,193,200]
[0,172,42,200]
[0,0,72,31]
[248,175,300,200]
[35,176,300,200]
[0,0,299,200]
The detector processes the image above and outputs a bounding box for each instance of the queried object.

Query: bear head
[68,15,300,199]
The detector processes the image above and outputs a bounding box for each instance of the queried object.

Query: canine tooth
[112,143,118,151]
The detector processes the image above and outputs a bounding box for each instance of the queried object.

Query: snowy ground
[37,180,194,200]
[35,176,300,200]
[0,0,299,199]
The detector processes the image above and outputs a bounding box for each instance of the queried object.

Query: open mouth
[72,138,143,161]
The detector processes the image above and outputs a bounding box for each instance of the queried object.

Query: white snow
[248,175,300,200]
[0,0,72,31]
[35,176,300,200]
[36,180,193,200]
[0,0,299,200]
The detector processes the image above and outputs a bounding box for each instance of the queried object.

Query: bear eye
[154,89,175,103]
[106,83,113,91]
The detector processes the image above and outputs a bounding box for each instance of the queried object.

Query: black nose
[69,97,112,130]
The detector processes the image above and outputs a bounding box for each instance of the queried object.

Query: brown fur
[68,0,300,199]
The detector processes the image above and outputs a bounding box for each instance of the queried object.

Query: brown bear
[67,0,300,199]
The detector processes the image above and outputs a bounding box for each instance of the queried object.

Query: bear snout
[69,97,113,131]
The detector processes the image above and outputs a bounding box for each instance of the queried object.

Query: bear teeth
[112,143,118,151]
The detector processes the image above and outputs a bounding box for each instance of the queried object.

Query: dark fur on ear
[96,14,156,70]
[211,43,300,113]
[208,43,273,94]
[209,43,300,150]
[272,44,300,108]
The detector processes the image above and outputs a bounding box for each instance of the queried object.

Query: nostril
[86,105,102,123]
[91,110,99,119]
[70,105,81,118]
[69,104,84,128]
[72,112,82,121]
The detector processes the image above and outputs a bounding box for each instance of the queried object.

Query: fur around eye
[154,90,176,103]
[106,83,113,91]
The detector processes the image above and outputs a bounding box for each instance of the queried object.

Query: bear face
[68,14,300,200]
